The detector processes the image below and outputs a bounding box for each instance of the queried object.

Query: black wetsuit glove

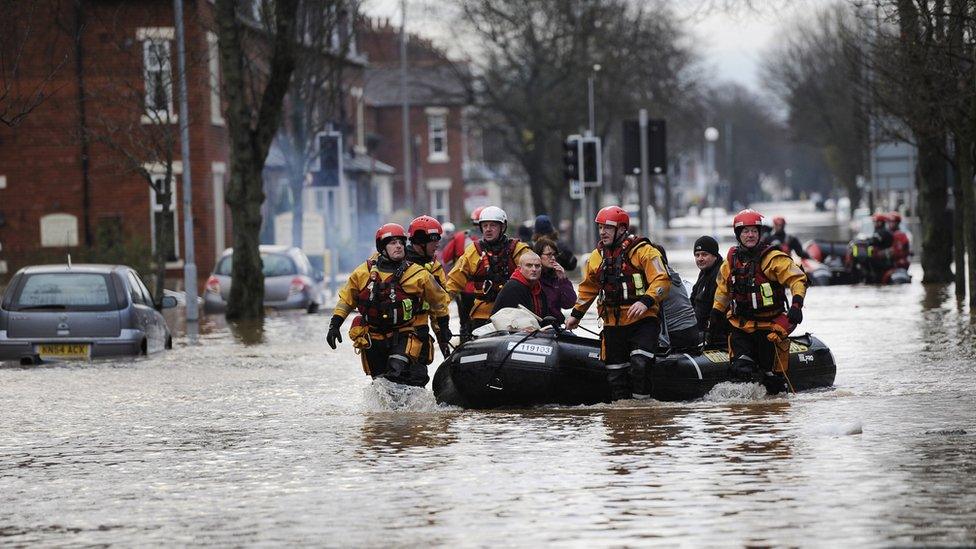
[327,315,344,349]
[436,316,452,356]
[707,309,725,343]
[787,296,803,325]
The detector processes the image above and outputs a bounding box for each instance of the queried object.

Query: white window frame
[145,161,183,267]
[426,108,448,163]
[427,178,451,222]
[207,32,224,126]
[138,28,176,125]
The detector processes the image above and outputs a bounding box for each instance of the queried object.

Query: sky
[359,0,836,96]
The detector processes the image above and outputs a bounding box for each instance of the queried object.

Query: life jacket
[355,259,423,331]
[595,235,651,308]
[406,248,442,314]
[726,244,788,319]
[469,237,520,302]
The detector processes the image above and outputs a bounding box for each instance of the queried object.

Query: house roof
[364,65,470,107]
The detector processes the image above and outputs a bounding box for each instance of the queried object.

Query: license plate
[37,343,90,359]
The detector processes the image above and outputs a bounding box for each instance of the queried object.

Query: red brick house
[0,1,369,286]
[0,1,232,289]
[359,18,470,226]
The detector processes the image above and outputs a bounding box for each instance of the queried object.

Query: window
[207,32,224,126]
[149,173,180,263]
[427,178,451,222]
[126,271,148,306]
[141,36,174,123]
[13,273,114,311]
[428,111,448,162]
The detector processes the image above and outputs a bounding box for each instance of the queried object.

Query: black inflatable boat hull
[433,331,836,408]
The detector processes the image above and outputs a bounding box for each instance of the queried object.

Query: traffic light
[622,119,667,175]
[563,136,581,182]
[581,136,602,186]
[311,131,342,187]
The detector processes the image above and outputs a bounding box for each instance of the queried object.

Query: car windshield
[11,273,116,311]
[213,253,297,278]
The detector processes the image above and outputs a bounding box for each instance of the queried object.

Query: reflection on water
[1,259,975,545]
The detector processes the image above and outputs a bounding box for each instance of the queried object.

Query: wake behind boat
[432,329,836,409]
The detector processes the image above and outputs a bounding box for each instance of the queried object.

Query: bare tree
[454,0,700,223]
[0,0,71,128]
[276,0,351,249]
[762,5,869,217]
[215,0,301,320]
[860,0,974,288]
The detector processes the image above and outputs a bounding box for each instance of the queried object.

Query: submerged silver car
[203,245,326,314]
[0,264,176,365]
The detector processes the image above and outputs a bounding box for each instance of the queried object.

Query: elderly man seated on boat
[491,251,549,323]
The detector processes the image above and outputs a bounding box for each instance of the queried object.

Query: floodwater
[2,257,975,546]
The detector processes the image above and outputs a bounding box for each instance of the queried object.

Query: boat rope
[487,329,539,391]
[574,324,601,338]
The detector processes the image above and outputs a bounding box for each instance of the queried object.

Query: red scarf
[511,269,543,315]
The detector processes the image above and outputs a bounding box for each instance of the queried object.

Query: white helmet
[442,222,456,234]
[478,206,507,225]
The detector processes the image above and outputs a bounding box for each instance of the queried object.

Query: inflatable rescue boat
[433,330,836,409]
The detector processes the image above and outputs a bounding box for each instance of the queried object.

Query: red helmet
[408,215,443,243]
[595,206,630,227]
[375,223,407,252]
[732,209,765,235]
[887,211,901,224]
[773,216,785,226]
[470,206,486,226]
[872,213,890,223]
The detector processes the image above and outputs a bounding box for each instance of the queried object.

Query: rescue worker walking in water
[405,215,453,358]
[327,223,451,387]
[446,206,531,337]
[710,209,808,394]
[564,206,671,401]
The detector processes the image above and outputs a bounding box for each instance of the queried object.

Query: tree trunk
[216,0,300,320]
[959,137,976,306]
[950,154,965,299]
[916,134,954,283]
[154,174,172,305]
[227,167,265,319]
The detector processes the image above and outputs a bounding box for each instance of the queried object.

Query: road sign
[569,179,583,199]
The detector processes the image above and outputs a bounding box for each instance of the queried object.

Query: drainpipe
[73,0,93,246]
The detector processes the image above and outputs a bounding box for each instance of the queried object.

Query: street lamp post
[705,126,719,239]
[173,0,198,332]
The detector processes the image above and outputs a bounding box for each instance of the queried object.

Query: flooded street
[2,258,975,546]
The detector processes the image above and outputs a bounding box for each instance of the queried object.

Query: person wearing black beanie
[690,235,727,344]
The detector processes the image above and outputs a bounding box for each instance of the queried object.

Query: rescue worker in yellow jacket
[327,223,451,387]
[405,215,452,357]
[564,206,671,401]
[710,209,808,394]
[446,206,531,336]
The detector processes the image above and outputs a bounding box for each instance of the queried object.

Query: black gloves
[327,315,344,349]
[787,295,803,326]
[436,316,452,356]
